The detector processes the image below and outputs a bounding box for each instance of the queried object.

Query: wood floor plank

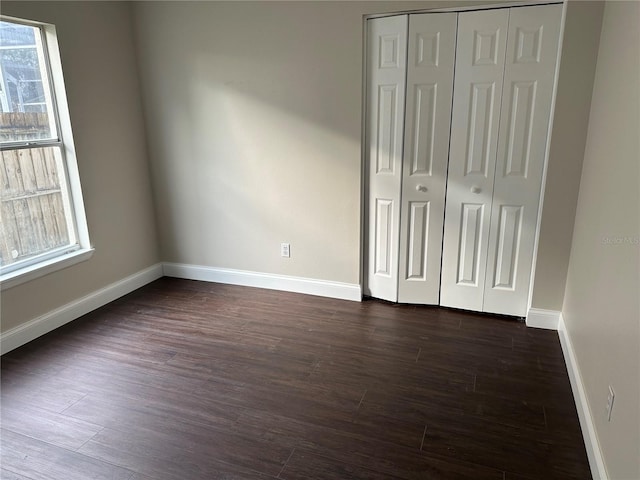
[61,391,242,443]
[127,474,157,480]
[0,468,38,480]
[1,374,89,414]
[232,406,505,480]
[0,278,591,480]
[0,429,134,480]
[77,424,288,479]
[193,376,364,433]
[279,449,405,480]
[474,370,574,405]
[0,401,103,450]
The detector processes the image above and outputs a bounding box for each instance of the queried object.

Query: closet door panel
[483,4,562,316]
[398,13,457,304]
[365,15,408,302]
[440,9,509,312]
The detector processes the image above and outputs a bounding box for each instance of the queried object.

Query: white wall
[531,0,603,311]
[132,0,483,286]
[561,1,640,478]
[0,2,159,333]
[0,0,602,326]
[134,0,602,309]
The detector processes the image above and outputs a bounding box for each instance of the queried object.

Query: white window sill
[0,247,94,291]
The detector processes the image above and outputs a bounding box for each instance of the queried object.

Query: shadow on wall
[140,2,367,277]
[137,1,502,280]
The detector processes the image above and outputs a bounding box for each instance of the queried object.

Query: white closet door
[397,13,457,304]
[365,15,408,302]
[483,5,562,316]
[440,9,509,312]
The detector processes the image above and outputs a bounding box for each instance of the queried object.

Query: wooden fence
[1,145,70,267]
[0,112,51,142]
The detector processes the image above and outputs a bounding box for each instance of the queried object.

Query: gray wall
[562,1,640,477]
[133,1,602,311]
[1,0,603,324]
[0,2,159,332]
[532,0,603,310]
[132,0,486,286]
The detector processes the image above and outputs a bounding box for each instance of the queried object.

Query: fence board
[50,193,69,242]
[11,199,34,256]
[0,153,7,195]
[40,194,60,246]
[27,196,47,250]
[0,112,50,142]
[2,150,24,198]
[0,112,49,128]
[43,147,60,190]
[18,149,38,194]
[1,193,69,266]
[1,142,70,267]
[43,192,66,246]
[32,149,48,190]
[1,202,19,265]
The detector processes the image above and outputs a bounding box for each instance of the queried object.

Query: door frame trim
[364,1,563,20]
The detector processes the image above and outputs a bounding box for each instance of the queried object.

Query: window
[0,17,91,288]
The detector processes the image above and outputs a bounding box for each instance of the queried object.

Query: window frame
[0,16,93,290]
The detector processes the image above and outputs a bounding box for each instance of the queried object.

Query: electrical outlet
[606,385,615,421]
[280,243,290,258]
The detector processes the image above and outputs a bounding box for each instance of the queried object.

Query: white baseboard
[526,308,561,330]
[0,263,163,355]
[1,262,360,355]
[162,263,362,302]
[528,309,608,478]
[558,315,608,480]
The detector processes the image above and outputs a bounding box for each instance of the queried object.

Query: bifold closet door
[440,9,509,312]
[441,4,562,316]
[397,13,457,303]
[365,15,408,302]
[482,4,562,316]
[366,13,456,303]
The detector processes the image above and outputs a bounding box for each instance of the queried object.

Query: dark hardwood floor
[1,278,591,480]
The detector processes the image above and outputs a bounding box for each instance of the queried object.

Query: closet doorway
[363,3,562,317]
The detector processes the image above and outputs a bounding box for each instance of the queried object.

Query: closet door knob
[471,186,481,194]
[416,184,428,192]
